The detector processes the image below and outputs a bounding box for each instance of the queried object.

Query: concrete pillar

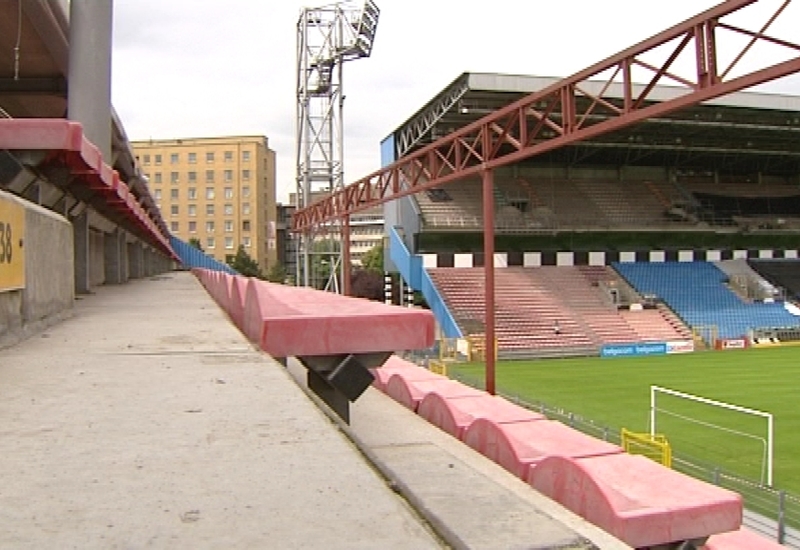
[67,0,113,159]
[73,211,90,294]
[103,229,125,284]
[128,241,144,279]
[120,233,129,282]
[144,248,153,277]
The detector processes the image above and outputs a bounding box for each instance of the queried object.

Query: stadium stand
[613,262,800,340]
[750,259,800,300]
[428,266,691,356]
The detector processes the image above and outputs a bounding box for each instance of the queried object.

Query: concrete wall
[0,191,74,348]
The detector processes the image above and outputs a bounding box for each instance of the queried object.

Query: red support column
[342,216,351,296]
[482,168,496,395]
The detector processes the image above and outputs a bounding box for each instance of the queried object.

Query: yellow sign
[0,195,25,291]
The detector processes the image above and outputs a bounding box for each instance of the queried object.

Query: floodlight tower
[296,0,380,291]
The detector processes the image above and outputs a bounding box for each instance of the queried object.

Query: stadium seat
[384,376,484,412]
[370,357,446,392]
[462,418,622,479]
[528,453,743,549]
[702,527,785,549]
[417,393,544,439]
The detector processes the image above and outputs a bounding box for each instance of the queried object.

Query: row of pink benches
[0,119,173,257]
[373,357,780,550]
[192,268,434,360]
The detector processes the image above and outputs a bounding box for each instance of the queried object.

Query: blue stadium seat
[612,262,800,339]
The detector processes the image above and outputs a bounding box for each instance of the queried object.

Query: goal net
[650,385,773,486]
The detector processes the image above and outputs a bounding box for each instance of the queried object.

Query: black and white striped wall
[420,249,800,269]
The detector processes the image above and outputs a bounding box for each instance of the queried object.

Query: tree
[350,269,384,301]
[188,237,203,252]
[361,243,384,274]
[227,245,264,278]
[266,262,287,284]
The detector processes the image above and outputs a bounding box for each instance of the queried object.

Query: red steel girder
[292,0,800,233]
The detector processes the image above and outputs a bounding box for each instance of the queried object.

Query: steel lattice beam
[292,0,800,233]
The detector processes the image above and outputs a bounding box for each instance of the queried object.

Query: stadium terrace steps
[613,262,800,340]
[429,266,692,356]
[376,362,747,548]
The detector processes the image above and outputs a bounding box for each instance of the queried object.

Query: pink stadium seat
[227,275,249,332]
[417,393,545,439]
[384,376,484,412]
[237,281,434,357]
[702,528,784,550]
[462,418,622,479]
[528,453,743,549]
[369,357,442,392]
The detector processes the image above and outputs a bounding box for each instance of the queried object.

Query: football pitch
[449,346,800,494]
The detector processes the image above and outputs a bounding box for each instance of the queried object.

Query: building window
[206,187,215,200]
[242,220,251,231]
[224,151,233,163]
[206,204,215,216]
[154,189,162,200]
[170,153,179,164]
[224,204,233,216]
[206,152,214,163]
[225,237,234,249]
[170,221,179,232]
[170,205,179,216]
[224,220,233,232]
[143,154,151,165]
[170,188,179,200]
[242,186,250,198]
[188,204,197,217]
[205,170,214,183]
[224,187,233,199]
[170,171,179,184]
[224,169,233,182]
[188,171,197,183]
[207,237,215,249]
[188,187,197,200]
[206,221,215,232]
[243,236,251,247]
[242,169,250,181]
[242,202,251,215]
[155,154,162,165]
[189,221,197,233]
[154,173,162,184]
[242,150,251,162]
[188,152,197,164]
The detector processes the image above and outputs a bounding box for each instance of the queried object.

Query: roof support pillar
[67,0,113,160]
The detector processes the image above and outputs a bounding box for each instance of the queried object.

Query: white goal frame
[650,385,774,487]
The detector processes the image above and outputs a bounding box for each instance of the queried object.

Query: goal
[650,385,774,487]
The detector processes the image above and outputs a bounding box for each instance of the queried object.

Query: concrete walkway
[0,272,628,549]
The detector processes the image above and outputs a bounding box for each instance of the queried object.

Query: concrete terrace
[0,272,626,549]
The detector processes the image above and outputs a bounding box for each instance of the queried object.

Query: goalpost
[650,385,774,487]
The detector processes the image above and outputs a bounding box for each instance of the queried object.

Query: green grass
[449,346,800,493]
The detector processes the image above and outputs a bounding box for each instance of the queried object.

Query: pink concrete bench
[0,119,171,256]
[240,279,434,357]
[462,418,622,479]
[702,528,784,550]
[370,357,445,392]
[384,376,484,411]
[528,453,742,549]
[227,275,249,332]
[417,393,545,439]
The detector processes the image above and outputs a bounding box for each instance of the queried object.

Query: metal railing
[450,371,800,547]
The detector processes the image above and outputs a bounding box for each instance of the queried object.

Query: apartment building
[132,136,277,271]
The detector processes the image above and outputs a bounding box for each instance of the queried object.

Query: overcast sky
[110,0,800,203]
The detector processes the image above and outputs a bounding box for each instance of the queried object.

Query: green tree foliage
[350,269,383,301]
[227,245,264,279]
[188,237,203,251]
[266,262,287,284]
[360,243,384,274]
